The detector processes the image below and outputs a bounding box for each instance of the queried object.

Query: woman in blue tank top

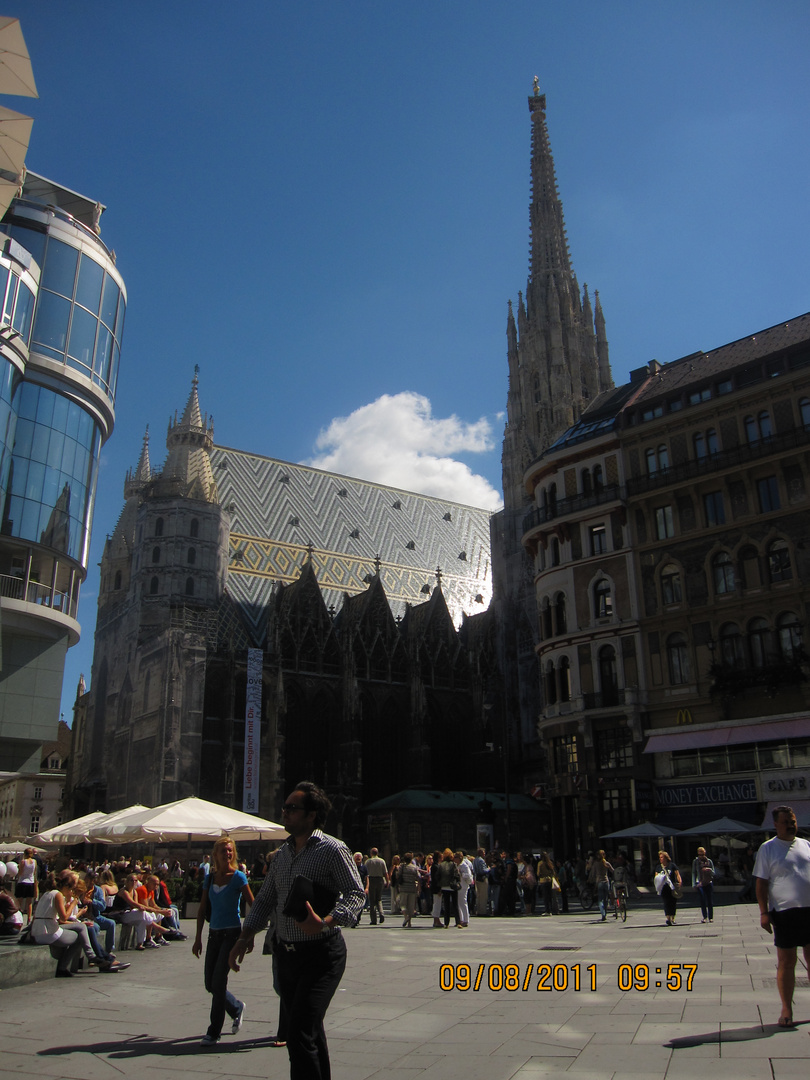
[193,836,254,1046]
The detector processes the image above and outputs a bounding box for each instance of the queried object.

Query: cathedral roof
[213,445,492,637]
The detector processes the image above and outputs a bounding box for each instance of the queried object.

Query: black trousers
[275,934,347,1080]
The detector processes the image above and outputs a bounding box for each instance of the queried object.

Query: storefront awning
[644,717,810,754]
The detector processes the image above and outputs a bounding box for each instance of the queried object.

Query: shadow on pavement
[666,1022,806,1048]
[39,1034,286,1058]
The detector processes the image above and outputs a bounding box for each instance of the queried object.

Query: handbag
[551,877,561,892]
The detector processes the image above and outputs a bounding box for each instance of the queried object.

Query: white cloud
[304,392,503,510]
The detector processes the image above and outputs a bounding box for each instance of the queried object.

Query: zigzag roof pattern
[212,445,493,639]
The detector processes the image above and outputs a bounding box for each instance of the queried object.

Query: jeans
[203,926,243,1040]
[697,883,713,920]
[275,933,347,1080]
[597,881,610,919]
[94,915,116,954]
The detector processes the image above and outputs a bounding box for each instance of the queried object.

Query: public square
[1,896,808,1080]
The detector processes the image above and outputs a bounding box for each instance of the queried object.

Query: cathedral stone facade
[67,374,498,841]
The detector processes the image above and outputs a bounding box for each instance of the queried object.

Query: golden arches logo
[675,709,693,725]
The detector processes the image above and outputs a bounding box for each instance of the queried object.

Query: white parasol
[88,796,287,843]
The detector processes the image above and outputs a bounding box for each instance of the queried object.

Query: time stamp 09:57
[439,963,698,993]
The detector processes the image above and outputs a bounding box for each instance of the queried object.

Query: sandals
[777,1016,797,1029]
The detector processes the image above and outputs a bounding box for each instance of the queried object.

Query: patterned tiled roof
[212,446,493,641]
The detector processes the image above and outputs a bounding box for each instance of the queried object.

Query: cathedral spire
[158,370,218,502]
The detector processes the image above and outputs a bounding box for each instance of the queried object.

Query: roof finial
[533,75,540,97]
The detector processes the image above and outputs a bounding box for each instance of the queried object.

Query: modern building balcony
[626,425,810,498]
[522,482,623,535]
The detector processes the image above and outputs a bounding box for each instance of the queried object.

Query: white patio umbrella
[0,17,38,98]
[88,796,287,843]
[28,810,108,845]
[86,804,150,843]
[0,18,37,220]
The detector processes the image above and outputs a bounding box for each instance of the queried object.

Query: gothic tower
[493,83,614,789]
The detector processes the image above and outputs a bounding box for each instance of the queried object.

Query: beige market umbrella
[0,17,38,98]
[28,810,108,845]
[88,796,287,843]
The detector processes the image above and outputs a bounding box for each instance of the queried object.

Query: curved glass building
[0,173,125,770]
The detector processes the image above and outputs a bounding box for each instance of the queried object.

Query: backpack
[698,858,714,886]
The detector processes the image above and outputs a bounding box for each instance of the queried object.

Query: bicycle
[612,881,628,921]
[578,883,596,910]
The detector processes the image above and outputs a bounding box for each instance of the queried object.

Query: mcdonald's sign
[675,708,693,725]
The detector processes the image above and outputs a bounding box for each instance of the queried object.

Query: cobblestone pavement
[0,900,808,1080]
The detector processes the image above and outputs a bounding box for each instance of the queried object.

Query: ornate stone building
[68,374,499,840]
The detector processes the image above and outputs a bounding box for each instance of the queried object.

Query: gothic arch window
[666,633,690,685]
[185,577,195,596]
[748,617,770,669]
[114,569,122,590]
[190,518,199,538]
[155,517,163,537]
[187,547,196,565]
[719,622,744,668]
[594,579,613,619]
[778,612,802,661]
[660,564,682,605]
[558,657,571,703]
[152,546,160,564]
[694,429,719,461]
[598,645,618,705]
[149,576,158,595]
[554,593,567,635]
[767,539,792,583]
[712,551,735,595]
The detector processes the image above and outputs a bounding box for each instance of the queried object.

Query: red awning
[644,717,810,754]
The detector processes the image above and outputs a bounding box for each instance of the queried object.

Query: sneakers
[231,1001,245,1034]
[144,939,160,949]
[200,1034,218,1047]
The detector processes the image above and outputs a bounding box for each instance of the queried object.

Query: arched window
[594,579,613,618]
[545,661,557,706]
[706,428,719,455]
[778,613,802,662]
[149,576,159,595]
[542,598,552,640]
[554,593,567,635]
[660,564,682,605]
[693,431,706,460]
[719,623,744,669]
[551,537,560,567]
[759,411,772,439]
[547,483,557,516]
[559,657,571,703]
[768,540,792,583]
[745,412,772,443]
[748,617,769,669]
[152,546,160,564]
[185,577,195,597]
[646,445,669,474]
[190,518,199,539]
[114,569,122,590]
[801,398,810,429]
[155,517,163,537]
[582,469,592,496]
[712,552,735,595]
[592,465,604,491]
[187,547,196,565]
[599,645,618,706]
[667,633,690,685]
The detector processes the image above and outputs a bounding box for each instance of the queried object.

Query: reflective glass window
[0,264,10,320]
[67,304,98,370]
[12,280,35,341]
[75,254,104,315]
[41,238,78,298]
[33,290,70,354]
[100,274,119,329]
[93,323,113,383]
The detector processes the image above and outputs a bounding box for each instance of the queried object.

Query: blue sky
[9,1,810,724]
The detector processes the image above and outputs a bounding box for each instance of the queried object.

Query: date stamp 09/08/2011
[438,962,698,993]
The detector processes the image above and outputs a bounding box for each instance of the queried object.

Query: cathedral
[67,372,499,842]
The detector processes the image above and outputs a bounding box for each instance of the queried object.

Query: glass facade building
[0,174,126,771]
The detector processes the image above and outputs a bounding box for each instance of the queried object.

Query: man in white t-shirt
[753,805,810,1028]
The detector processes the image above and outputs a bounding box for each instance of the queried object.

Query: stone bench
[0,935,58,990]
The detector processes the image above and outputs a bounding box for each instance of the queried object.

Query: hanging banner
[243,648,263,813]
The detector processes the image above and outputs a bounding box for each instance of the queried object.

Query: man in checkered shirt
[229,781,365,1080]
